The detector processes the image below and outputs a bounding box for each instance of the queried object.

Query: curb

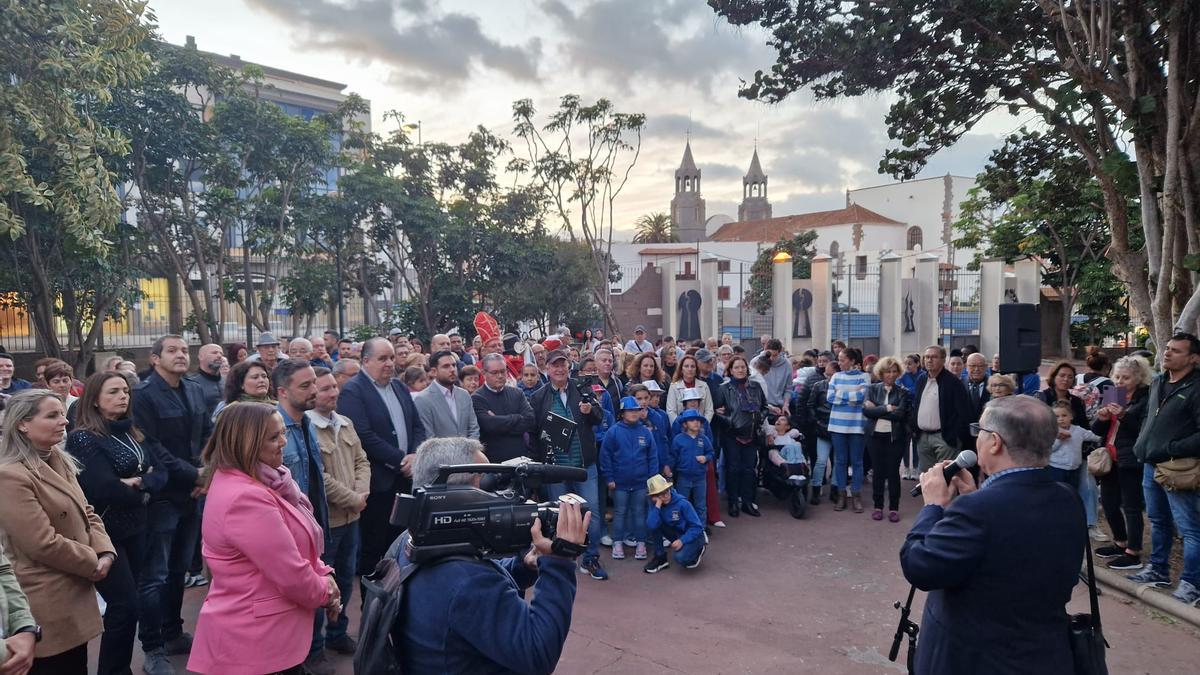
[1094,566,1200,630]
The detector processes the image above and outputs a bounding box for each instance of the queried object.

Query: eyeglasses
[484,369,507,376]
[969,422,1004,445]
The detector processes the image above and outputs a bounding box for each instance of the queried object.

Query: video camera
[388,459,590,564]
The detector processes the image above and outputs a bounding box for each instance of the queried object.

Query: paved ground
[101,483,1199,674]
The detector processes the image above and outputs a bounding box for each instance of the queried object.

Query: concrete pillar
[914,253,940,348]
[979,259,1005,359]
[879,253,903,357]
[660,261,678,339]
[810,255,833,350]
[1014,258,1041,306]
[771,251,794,352]
[700,258,719,341]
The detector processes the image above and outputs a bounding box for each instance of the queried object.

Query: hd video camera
[388,459,591,563]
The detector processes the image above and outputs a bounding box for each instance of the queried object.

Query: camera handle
[889,584,920,675]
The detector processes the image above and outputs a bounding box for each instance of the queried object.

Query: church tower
[671,141,707,242]
[738,148,771,222]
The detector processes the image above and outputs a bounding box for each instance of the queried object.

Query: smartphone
[1101,386,1127,408]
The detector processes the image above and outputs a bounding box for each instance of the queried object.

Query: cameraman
[393,438,591,674]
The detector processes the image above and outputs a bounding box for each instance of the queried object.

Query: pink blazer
[188,469,333,675]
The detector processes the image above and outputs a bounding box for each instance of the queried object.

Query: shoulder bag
[1086,420,1117,477]
[1153,456,1200,491]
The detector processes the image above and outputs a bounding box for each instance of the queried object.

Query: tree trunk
[1059,289,1074,359]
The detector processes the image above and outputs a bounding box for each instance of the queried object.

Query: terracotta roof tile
[638,246,699,255]
[709,204,904,242]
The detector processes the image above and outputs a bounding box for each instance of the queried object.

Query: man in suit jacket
[473,353,536,462]
[908,345,973,472]
[336,337,427,576]
[901,395,1085,674]
[414,351,480,440]
[962,353,991,451]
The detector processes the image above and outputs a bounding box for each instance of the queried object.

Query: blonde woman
[986,374,1016,399]
[0,390,115,674]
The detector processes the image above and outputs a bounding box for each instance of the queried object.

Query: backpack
[354,537,477,675]
[1072,375,1112,424]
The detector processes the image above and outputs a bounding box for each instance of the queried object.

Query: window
[907,226,923,251]
[856,255,867,280]
[717,260,731,272]
[718,286,730,301]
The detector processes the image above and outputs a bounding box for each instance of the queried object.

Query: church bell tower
[738,148,771,222]
[671,141,707,242]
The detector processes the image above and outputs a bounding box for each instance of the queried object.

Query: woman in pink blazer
[188,402,340,675]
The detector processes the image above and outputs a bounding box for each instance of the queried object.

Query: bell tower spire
[738,149,772,222]
[671,140,707,242]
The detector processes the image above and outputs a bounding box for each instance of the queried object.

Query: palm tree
[632,212,679,243]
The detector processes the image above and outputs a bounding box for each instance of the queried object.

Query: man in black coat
[909,345,973,472]
[901,395,1085,674]
[132,335,213,671]
[473,353,536,462]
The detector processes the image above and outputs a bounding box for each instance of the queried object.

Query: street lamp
[402,120,422,145]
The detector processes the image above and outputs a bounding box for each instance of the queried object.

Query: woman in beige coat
[0,390,115,674]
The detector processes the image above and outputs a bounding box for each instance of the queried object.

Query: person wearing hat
[624,326,654,354]
[630,383,670,474]
[600,396,658,561]
[254,332,283,370]
[530,349,609,580]
[643,475,706,573]
[669,408,714,529]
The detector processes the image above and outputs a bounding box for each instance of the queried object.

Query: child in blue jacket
[669,409,713,527]
[631,383,671,474]
[643,475,706,573]
[600,396,657,561]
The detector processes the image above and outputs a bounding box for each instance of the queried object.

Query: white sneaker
[600,534,614,547]
[611,542,625,560]
[1088,526,1110,542]
[713,520,726,528]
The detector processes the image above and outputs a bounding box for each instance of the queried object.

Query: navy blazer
[337,371,427,493]
[900,469,1086,675]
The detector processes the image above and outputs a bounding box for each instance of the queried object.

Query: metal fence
[0,282,369,354]
[939,269,981,350]
[831,258,881,355]
[716,261,773,349]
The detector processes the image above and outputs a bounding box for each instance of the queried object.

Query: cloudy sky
[149,0,1017,238]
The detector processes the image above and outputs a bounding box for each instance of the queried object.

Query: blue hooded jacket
[644,407,670,470]
[646,488,704,545]
[669,430,714,480]
[599,419,657,490]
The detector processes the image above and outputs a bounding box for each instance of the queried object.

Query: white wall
[848,175,978,265]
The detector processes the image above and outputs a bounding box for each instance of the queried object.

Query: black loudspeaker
[999,303,1041,374]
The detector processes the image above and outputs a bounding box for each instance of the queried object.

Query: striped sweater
[826,369,871,435]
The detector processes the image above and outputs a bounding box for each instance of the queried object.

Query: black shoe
[829,487,840,504]
[1094,545,1124,558]
[1107,554,1143,570]
[809,490,821,506]
[643,554,670,574]
[728,501,740,518]
[326,634,357,655]
[704,526,712,536]
[741,502,761,517]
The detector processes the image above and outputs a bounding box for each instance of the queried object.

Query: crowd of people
[0,322,1198,674]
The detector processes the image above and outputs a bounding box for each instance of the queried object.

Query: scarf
[107,416,135,436]
[238,393,273,404]
[255,462,314,515]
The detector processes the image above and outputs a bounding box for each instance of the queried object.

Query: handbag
[1068,542,1108,675]
[1153,456,1200,492]
[1087,421,1117,476]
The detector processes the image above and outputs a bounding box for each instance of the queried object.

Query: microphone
[910,450,977,497]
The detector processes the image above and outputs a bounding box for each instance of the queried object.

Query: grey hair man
[289,337,314,361]
[472,353,536,463]
[332,358,361,389]
[900,394,1086,674]
[412,437,489,488]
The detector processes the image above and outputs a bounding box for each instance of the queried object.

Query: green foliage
[743,231,818,314]
[0,0,151,247]
[632,212,678,244]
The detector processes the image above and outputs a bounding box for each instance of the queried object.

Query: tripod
[889,584,920,675]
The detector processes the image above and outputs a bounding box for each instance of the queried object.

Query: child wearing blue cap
[670,408,713,527]
[600,395,658,560]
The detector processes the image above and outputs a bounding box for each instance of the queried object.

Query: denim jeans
[831,432,866,493]
[811,437,832,488]
[1143,463,1200,585]
[311,523,360,654]
[673,476,706,529]
[650,526,705,565]
[1077,466,1098,526]
[542,463,603,560]
[611,488,648,544]
[139,500,199,652]
[94,532,145,675]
